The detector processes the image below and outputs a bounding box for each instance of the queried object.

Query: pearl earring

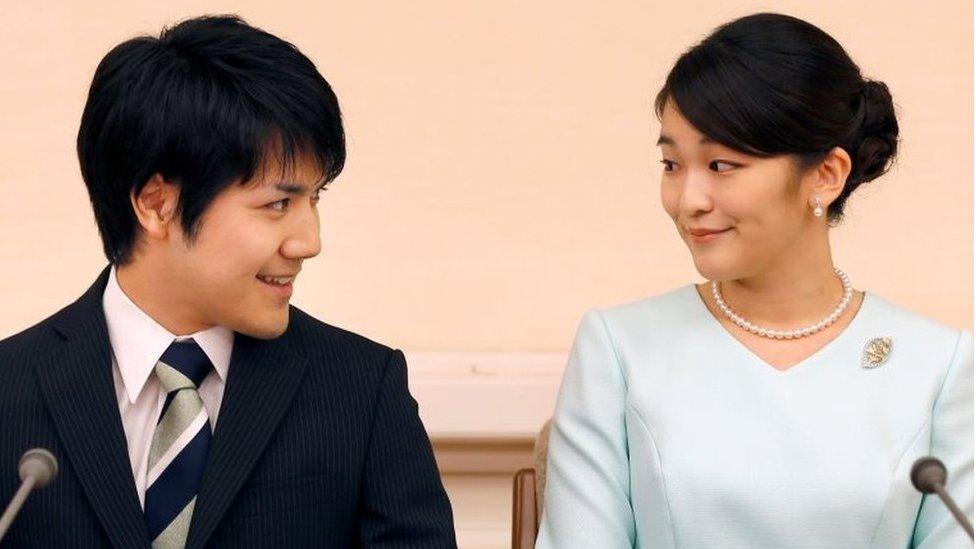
[813,195,825,218]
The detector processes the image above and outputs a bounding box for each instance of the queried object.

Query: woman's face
[658,99,816,282]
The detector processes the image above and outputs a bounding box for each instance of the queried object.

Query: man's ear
[808,146,852,211]
[131,173,179,241]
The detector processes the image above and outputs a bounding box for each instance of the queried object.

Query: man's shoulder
[0,302,73,365]
[285,305,398,369]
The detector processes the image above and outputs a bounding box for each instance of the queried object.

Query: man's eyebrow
[272,178,329,195]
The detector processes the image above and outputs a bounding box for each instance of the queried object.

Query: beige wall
[1,1,972,347]
[1,1,972,546]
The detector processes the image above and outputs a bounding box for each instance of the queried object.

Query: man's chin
[235,316,290,340]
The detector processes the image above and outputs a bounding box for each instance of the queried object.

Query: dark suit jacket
[0,265,457,548]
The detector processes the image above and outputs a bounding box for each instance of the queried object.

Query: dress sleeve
[912,330,974,548]
[536,310,635,548]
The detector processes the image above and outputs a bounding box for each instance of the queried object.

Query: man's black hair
[77,14,345,265]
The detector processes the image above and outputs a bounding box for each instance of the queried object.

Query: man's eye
[660,159,678,172]
[312,184,331,203]
[709,160,738,172]
[269,198,289,211]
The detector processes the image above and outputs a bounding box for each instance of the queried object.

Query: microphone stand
[911,456,974,540]
[0,449,59,542]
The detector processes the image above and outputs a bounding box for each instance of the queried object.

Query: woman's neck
[714,243,845,328]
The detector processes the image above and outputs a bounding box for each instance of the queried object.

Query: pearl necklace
[711,268,854,340]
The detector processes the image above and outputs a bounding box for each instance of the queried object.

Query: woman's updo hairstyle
[655,13,899,221]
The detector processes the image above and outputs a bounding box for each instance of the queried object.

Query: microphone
[910,456,973,540]
[0,448,59,542]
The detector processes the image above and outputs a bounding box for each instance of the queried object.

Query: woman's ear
[130,173,179,241]
[808,146,852,211]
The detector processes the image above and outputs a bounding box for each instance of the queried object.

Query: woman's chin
[690,253,739,282]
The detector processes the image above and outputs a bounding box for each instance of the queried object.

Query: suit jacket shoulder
[286,304,396,367]
[0,300,77,361]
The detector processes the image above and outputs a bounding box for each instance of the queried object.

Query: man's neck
[115,262,212,336]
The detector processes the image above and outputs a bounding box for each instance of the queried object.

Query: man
[0,15,456,548]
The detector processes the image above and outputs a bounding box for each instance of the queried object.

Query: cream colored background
[1,1,972,547]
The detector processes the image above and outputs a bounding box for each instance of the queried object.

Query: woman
[536,13,972,548]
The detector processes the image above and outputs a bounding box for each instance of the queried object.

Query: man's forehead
[251,148,326,182]
[248,158,327,188]
[249,171,329,193]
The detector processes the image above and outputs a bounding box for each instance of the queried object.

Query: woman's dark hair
[655,13,898,221]
[77,14,345,265]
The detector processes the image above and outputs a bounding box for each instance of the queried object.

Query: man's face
[163,154,325,339]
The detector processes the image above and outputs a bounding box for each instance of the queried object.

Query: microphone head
[911,456,947,494]
[18,448,58,488]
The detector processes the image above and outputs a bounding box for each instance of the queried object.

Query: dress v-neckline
[687,284,873,375]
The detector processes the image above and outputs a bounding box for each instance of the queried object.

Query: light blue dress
[536,285,973,548]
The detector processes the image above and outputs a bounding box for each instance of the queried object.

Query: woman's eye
[660,159,677,172]
[709,160,737,172]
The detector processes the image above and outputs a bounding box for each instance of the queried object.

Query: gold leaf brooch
[862,337,893,369]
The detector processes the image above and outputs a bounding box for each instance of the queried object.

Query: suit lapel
[186,321,309,549]
[34,265,151,549]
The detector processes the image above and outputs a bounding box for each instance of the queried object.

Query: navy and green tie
[144,339,214,548]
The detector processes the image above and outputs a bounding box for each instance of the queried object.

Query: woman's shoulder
[585,284,706,338]
[583,287,971,367]
[857,292,972,388]
[862,292,971,354]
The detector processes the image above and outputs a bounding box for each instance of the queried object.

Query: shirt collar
[102,264,234,404]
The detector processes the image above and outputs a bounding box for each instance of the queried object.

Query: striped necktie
[144,339,214,548]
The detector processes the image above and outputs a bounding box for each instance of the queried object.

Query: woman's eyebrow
[656,134,718,146]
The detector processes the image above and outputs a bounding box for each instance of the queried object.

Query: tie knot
[155,339,214,392]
